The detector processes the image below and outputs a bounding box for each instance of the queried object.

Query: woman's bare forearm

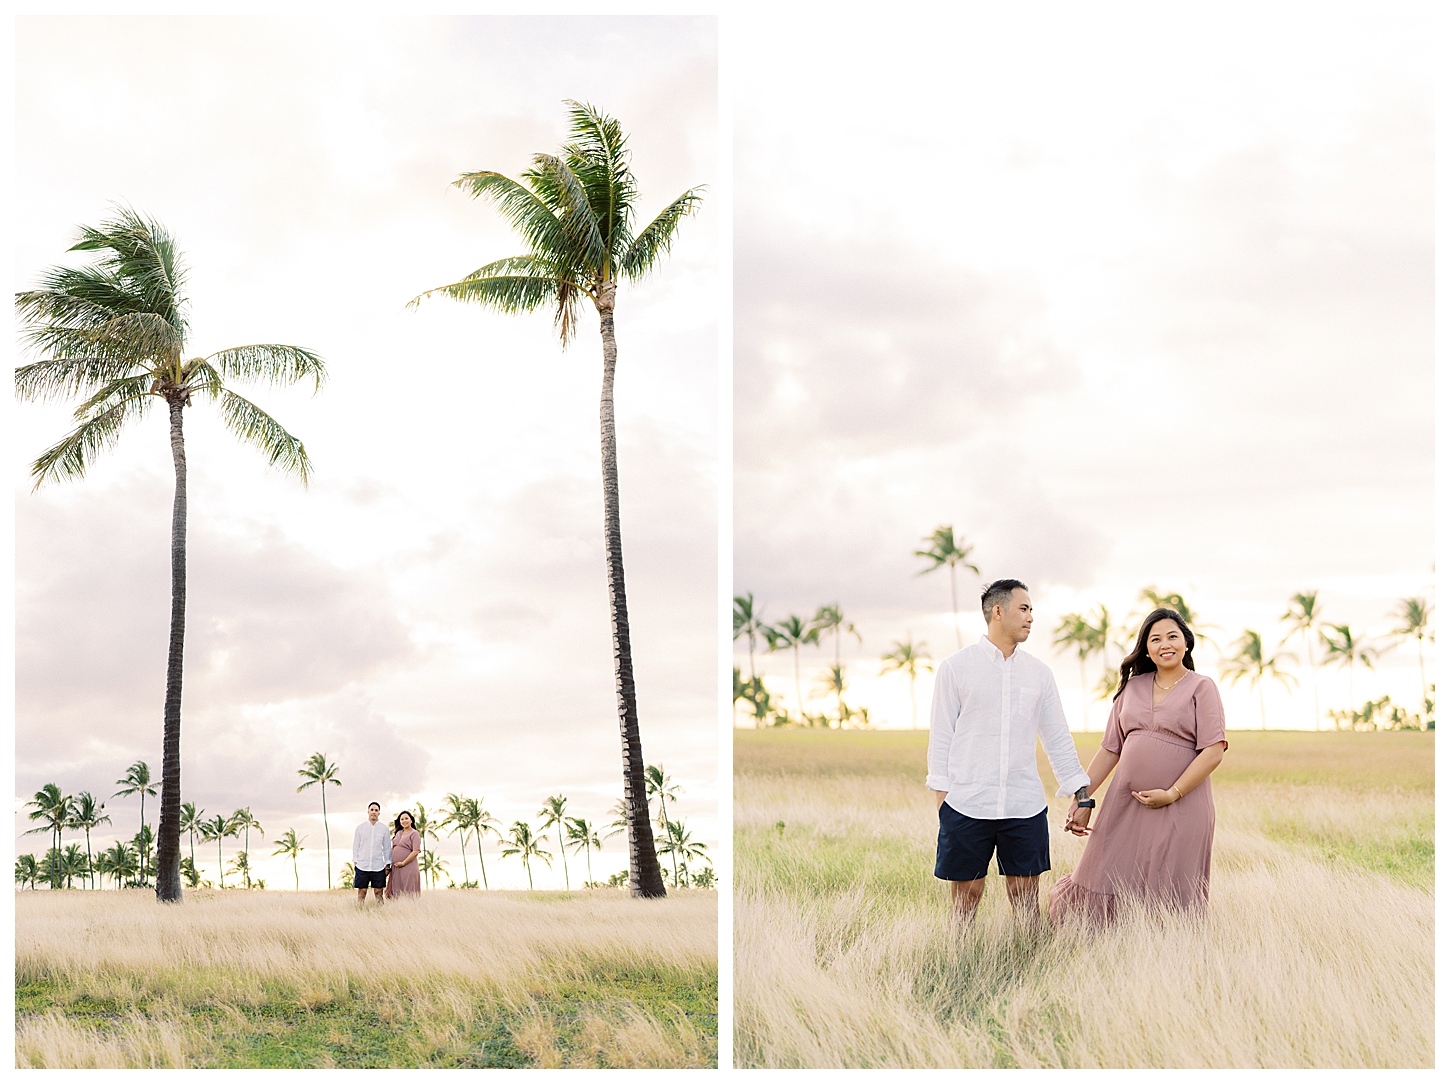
[1171,742,1225,798]
[1085,747,1120,797]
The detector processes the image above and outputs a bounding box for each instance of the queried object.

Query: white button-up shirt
[353,820,393,872]
[926,636,1090,819]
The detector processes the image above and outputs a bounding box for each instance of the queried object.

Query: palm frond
[71,373,156,419]
[523,153,607,270]
[14,356,139,402]
[561,100,636,262]
[214,389,313,483]
[205,344,326,392]
[619,187,706,280]
[30,392,154,488]
[408,270,565,316]
[450,172,574,261]
[70,205,188,329]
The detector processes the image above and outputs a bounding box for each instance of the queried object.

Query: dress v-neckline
[1151,672,1188,709]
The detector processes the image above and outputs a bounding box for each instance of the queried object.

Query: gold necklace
[1153,672,1188,692]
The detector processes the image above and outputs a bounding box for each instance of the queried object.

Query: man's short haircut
[368,801,381,811]
[981,578,1029,623]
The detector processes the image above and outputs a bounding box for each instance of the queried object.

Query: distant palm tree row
[17,751,713,892]
[736,524,1433,732]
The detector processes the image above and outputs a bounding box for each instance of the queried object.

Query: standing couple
[352,802,424,902]
[927,579,1229,924]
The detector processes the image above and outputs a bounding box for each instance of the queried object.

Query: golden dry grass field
[16,888,716,1068]
[735,729,1433,1069]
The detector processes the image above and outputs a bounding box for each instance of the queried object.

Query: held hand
[1131,789,1175,808]
[1063,805,1092,836]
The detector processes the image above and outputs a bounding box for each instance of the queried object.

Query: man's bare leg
[373,887,385,904]
[1004,875,1041,926]
[356,888,367,903]
[949,878,986,922]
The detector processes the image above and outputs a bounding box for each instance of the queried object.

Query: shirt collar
[978,635,1015,663]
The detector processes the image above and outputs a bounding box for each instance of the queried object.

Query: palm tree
[16,854,41,890]
[179,802,204,875]
[1053,613,1095,729]
[1321,625,1380,708]
[566,817,603,886]
[99,841,139,889]
[179,856,202,889]
[915,525,980,650]
[228,851,254,889]
[1281,591,1325,730]
[66,792,110,890]
[1219,630,1298,729]
[409,103,700,899]
[441,793,474,887]
[17,211,326,903]
[465,798,500,890]
[500,821,552,891]
[273,828,306,891]
[604,798,630,841]
[644,765,683,839]
[113,762,157,884]
[765,615,821,718]
[199,813,237,889]
[691,866,717,889]
[1390,596,1433,708]
[881,634,933,729]
[24,784,72,889]
[813,666,851,726]
[296,752,341,889]
[418,850,446,889]
[660,818,708,889]
[412,805,439,858]
[230,808,264,889]
[812,604,861,721]
[538,795,572,890]
[734,593,768,684]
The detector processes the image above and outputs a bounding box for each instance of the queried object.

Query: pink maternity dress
[1049,671,1227,923]
[385,828,422,898]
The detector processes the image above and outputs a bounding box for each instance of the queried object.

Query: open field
[16,889,716,1068]
[735,729,1433,1068]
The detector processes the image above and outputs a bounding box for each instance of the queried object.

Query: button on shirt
[926,636,1090,820]
[353,820,393,872]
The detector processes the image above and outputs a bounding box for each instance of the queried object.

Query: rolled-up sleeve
[1037,675,1090,797]
[925,662,957,792]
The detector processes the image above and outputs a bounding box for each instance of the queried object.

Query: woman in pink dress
[384,810,422,898]
[1049,608,1228,923]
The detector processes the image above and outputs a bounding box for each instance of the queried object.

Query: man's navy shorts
[354,867,387,889]
[934,802,1051,881]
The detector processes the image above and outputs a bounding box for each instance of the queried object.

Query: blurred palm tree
[58,843,89,889]
[661,818,708,889]
[881,634,933,729]
[765,615,821,718]
[1390,596,1433,707]
[813,665,851,726]
[412,805,440,859]
[113,761,157,884]
[231,807,264,889]
[273,828,306,891]
[645,764,683,839]
[734,593,768,683]
[604,798,630,841]
[17,210,325,903]
[441,793,474,887]
[566,817,603,886]
[296,752,341,889]
[538,795,572,890]
[98,841,138,889]
[179,802,204,875]
[199,813,237,889]
[1321,624,1379,708]
[16,854,41,890]
[339,861,356,888]
[812,604,861,721]
[1219,630,1298,729]
[409,102,699,902]
[1281,591,1324,730]
[66,792,110,890]
[1053,613,1094,728]
[915,525,980,650]
[25,784,72,889]
[501,821,552,891]
[691,865,717,890]
[179,856,202,889]
[228,850,254,889]
[418,849,447,889]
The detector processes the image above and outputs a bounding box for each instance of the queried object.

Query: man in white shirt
[926,578,1092,923]
[352,802,392,903]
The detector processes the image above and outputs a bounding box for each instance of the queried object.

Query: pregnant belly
[1115,732,1196,792]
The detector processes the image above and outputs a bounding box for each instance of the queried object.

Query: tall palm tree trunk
[156,401,187,903]
[293,855,299,891]
[321,787,332,889]
[85,830,94,891]
[475,835,489,889]
[459,835,471,883]
[792,646,804,716]
[597,295,666,899]
[557,824,570,890]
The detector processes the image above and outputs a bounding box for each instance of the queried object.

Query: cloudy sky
[733,6,1434,733]
[12,14,718,889]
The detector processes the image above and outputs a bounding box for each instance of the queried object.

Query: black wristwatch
[1077,798,1095,809]
[1074,786,1094,809]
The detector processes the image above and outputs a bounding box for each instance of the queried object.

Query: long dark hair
[1113,607,1195,700]
[392,810,415,834]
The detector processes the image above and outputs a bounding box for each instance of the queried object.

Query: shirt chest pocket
[1016,687,1040,719]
